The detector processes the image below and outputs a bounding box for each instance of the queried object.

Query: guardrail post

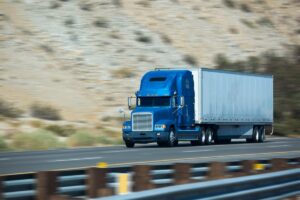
[0,176,3,200]
[50,195,70,200]
[132,165,154,192]
[207,162,226,180]
[86,167,112,198]
[173,163,191,184]
[37,171,57,200]
[270,158,289,171]
[240,160,257,175]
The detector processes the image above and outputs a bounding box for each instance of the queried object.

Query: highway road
[0,136,299,175]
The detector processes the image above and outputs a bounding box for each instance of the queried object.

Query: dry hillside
[0,0,299,130]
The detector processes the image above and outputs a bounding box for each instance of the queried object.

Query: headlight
[155,124,166,130]
[123,125,131,130]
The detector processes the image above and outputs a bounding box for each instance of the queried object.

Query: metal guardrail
[0,157,299,200]
[95,168,300,200]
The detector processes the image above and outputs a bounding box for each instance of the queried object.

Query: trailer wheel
[125,141,135,148]
[205,127,213,145]
[258,126,265,143]
[167,128,178,147]
[252,127,260,143]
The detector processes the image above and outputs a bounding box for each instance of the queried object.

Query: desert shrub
[111,67,135,78]
[229,27,239,34]
[45,125,75,137]
[0,136,8,151]
[223,0,235,8]
[240,3,252,12]
[49,1,61,9]
[136,35,152,43]
[112,0,122,7]
[256,17,273,27]
[67,130,97,147]
[161,34,172,44]
[93,18,109,28]
[40,44,54,54]
[30,103,61,121]
[240,19,256,28]
[11,130,63,150]
[29,120,44,128]
[136,0,150,7]
[214,45,300,136]
[183,54,198,66]
[0,99,23,118]
[64,18,75,27]
[79,2,92,11]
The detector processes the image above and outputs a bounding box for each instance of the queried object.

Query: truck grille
[132,113,153,131]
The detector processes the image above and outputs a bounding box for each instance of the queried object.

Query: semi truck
[122,68,273,148]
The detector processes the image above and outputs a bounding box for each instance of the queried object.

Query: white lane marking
[47,156,103,163]
[183,149,214,153]
[0,158,10,161]
[267,145,291,148]
[102,150,137,154]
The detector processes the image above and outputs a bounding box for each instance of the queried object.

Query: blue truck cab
[122,68,273,148]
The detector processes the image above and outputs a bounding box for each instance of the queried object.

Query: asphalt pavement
[0,136,299,175]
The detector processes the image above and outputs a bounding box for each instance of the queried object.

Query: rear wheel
[205,127,213,145]
[252,127,260,143]
[258,126,265,143]
[191,128,205,146]
[125,141,135,148]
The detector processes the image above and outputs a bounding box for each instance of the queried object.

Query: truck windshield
[138,97,170,107]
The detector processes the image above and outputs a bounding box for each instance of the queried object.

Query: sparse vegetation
[45,124,75,137]
[112,0,122,7]
[0,136,8,151]
[64,18,75,27]
[240,3,252,12]
[67,130,97,147]
[136,35,152,43]
[256,17,273,27]
[214,45,300,136]
[40,44,54,54]
[229,27,239,34]
[79,2,93,11]
[161,34,172,44]
[49,1,61,9]
[11,130,64,150]
[93,18,109,28]
[0,99,23,118]
[30,103,62,121]
[136,0,150,7]
[183,54,198,66]
[111,67,135,78]
[223,0,235,8]
[241,19,256,29]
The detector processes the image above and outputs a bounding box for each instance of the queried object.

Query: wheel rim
[255,129,259,141]
[170,130,175,144]
[208,130,212,142]
[202,132,205,143]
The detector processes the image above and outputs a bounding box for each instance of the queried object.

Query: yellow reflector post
[97,162,108,168]
[118,173,129,195]
[254,163,265,171]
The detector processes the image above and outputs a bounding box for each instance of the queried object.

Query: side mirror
[180,96,185,107]
[128,97,136,110]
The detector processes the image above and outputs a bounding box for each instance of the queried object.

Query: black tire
[252,127,260,143]
[157,141,166,147]
[191,140,200,146]
[167,127,177,147]
[205,127,213,145]
[258,126,265,143]
[125,141,135,148]
[246,138,253,143]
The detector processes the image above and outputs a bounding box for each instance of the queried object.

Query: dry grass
[111,67,135,78]
[30,103,62,121]
[11,129,64,150]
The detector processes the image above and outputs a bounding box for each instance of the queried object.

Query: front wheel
[125,141,135,148]
[167,128,178,147]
